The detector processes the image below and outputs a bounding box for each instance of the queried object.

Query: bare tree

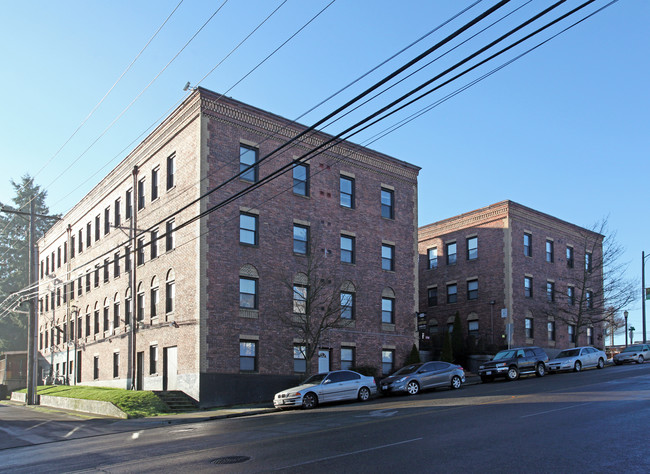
[544,218,635,347]
[275,238,355,376]
[603,307,627,346]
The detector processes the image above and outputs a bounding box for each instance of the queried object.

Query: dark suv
[478,347,548,382]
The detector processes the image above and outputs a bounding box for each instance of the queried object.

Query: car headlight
[396,377,407,383]
[496,363,506,367]
[479,365,484,370]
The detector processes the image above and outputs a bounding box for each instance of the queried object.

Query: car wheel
[302,392,318,409]
[506,366,519,381]
[358,386,371,402]
[597,358,605,369]
[535,363,546,377]
[480,375,494,383]
[451,375,462,390]
[614,360,622,365]
[406,380,420,395]
[638,355,644,364]
[574,361,582,372]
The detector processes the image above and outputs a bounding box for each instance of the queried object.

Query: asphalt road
[1,363,649,473]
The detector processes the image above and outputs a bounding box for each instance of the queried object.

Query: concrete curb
[39,394,128,419]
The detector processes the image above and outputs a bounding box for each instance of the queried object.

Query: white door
[318,349,330,373]
[165,346,178,390]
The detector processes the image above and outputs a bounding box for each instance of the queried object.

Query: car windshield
[493,350,516,360]
[302,373,327,384]
[557,349,580,358]
[622,345,643,353]
[393,364,422,376]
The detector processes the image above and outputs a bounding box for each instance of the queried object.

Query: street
[1,363,649,473]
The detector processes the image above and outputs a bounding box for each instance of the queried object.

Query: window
[240,145,258,182]
[566,246,574,268]
[57,247,61,268]
[137,286,145,321]
[161,155,174,193]
[293,285,307,314]
[138,179,146,210]
[137,238,145,266]
[113,353,119,378]
[293,224,308,255]
[166,280,175,314]
[467,280,478,300]
[427,248,438,269]
[568,325,576,343]
[113,297,120,329]
[567,286,575,306]
[293,162,309,196]
[77,316,82,339]
[381,188,394,219]
[94,308,100,334]
[151,167,159,201]
[547,281,555,302]
[93,356,99,380]
[381,349,394,375]
[103,258,109,283]
[341,347,355,370]
[340,176,354,208]
[125,294,132,326]
[427,287,438,307]
[240,277,258,309]
[78,229,83,253]
[126,189,133,219]
[587,327,594,345]
[240,340,257,372]
[468,320,479,337]
[114,252,120,278]
[522,233,533,259]
[150,230,159,259]
[524,276,533,298]
[546,240,554,263]
[86,222,92,247]
[104,301,110,331]
[238,213,258,246]
[340,235,355,263]
[95,215,100,241]
[381,297,394,324]
[104,207,110,235]
[94,268,99,288]
[447,284,457,304]
[293,345,306,373]
[125,246,132,272]
[548,321,556,341]
[340,292,354,319]
[114,198,121,228]
[525,318,534,339]
[150,286,159,319]
[150,345,158,374]
[381,244,394,271]
[446,242,457,265]
[585,252,592,272]
[166,219,175,251]
[70,236,75,259]
[586,290,593,309]
[467,237,478,260]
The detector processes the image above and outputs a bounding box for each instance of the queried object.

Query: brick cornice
[419,201,509,241]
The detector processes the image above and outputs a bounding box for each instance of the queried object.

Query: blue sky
[1,1,648,344]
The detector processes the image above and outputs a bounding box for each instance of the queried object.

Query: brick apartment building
[418,200,605,354]
[37,87,420,406]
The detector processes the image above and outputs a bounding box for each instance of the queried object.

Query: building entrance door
[318,349,330,373]
[163,346,178,391]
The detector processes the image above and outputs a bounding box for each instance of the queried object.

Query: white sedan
[274,370,377,409]
[547,346,606,372]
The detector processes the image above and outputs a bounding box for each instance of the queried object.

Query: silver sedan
[547,346,606,372]
[379,361,465,395]
[613,344,650,365]
[273,370,377,409]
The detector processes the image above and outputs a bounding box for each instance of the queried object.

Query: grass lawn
[23,385,171,418]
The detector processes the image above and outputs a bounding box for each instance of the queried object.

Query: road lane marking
[64,426,81,438]
[275,437,423,470]
[520,402,592,418]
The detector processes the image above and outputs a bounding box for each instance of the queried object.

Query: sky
[1,0,648,345]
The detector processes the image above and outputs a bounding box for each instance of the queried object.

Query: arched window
[113,293,121,329]
[137,282,144,322]
[166,269,175,315]
[150,276,159,319]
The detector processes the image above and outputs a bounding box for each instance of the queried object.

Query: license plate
[382,385,387,390]
[485,371,492,375]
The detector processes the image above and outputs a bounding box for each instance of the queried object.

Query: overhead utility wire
[0,1,186,241]
[40,0,231,194]
[33,0,514,279]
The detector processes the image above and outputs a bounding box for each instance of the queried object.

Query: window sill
[240,243,259,249]
[382,323,396,332]
[239,308,259,319]
[338,319,356,329]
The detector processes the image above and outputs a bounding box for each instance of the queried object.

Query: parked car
[478,347,548,382]
[613,344,650,365]
[547,346,606,372]
[273,370,377,409]
[379,361,465,395]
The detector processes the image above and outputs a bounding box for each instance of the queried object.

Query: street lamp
[624,310,629,347]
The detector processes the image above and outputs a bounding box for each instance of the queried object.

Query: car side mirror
[323,379,331,384]
[517,354,523,358]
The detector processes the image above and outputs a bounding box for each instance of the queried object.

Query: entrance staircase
[153,390,197,413]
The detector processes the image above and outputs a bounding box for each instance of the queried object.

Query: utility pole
[130,165,139,390]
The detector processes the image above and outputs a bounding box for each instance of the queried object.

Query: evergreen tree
[404,343,421,365]
[0,175,57,351]
[451,311,464,362]
[440,332,453,362]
